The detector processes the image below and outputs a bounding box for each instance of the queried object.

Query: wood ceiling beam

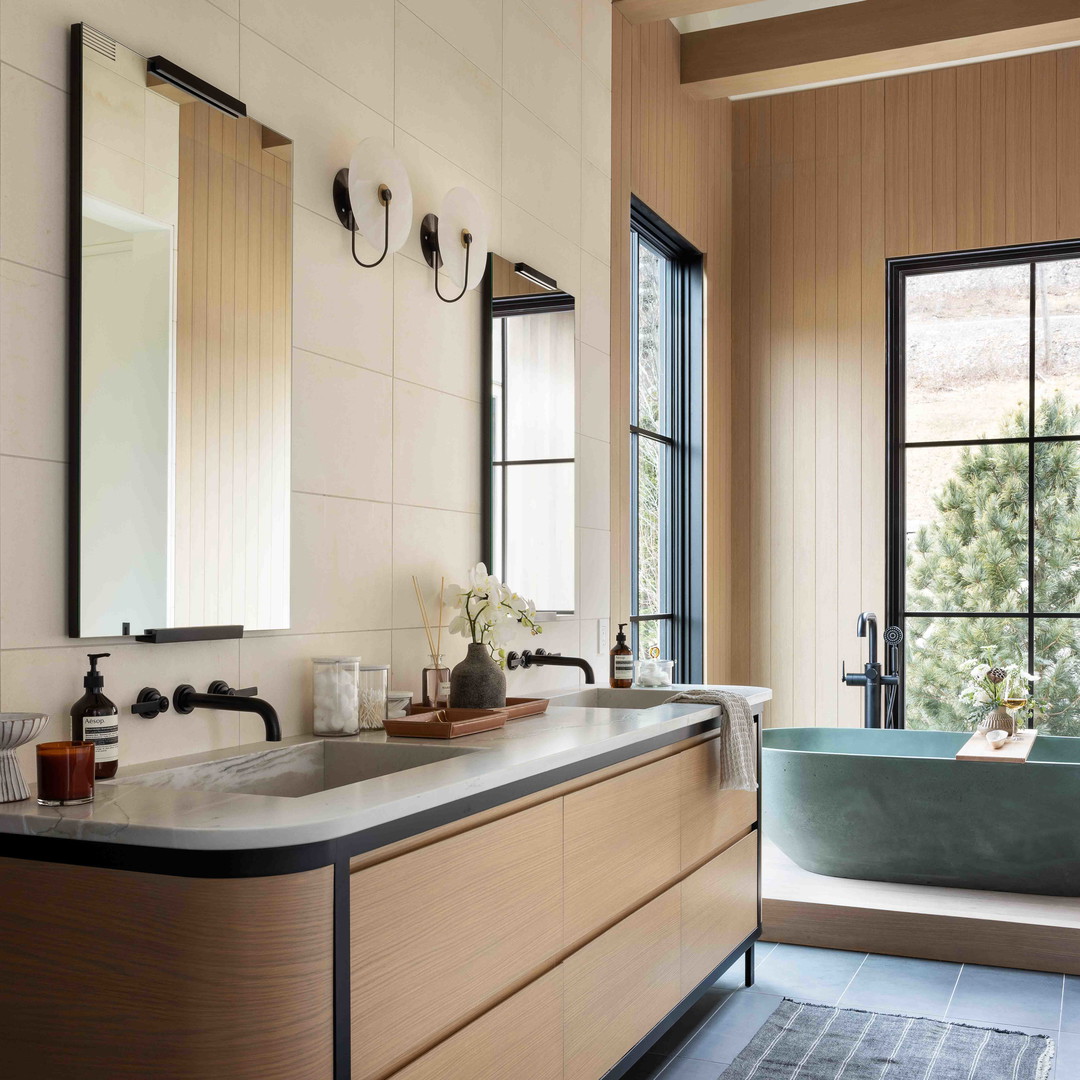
[680,0,1080,98]
[613,0,762,27]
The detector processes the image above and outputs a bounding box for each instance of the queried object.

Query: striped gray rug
[721,1000,1054,1080]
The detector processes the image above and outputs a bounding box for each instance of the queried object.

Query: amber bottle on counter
[71,652,119,780]
[610,624,633,688]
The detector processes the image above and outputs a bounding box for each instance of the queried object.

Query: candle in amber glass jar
[36,741,94,805]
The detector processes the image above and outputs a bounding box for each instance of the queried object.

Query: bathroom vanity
[0,687,768,1080]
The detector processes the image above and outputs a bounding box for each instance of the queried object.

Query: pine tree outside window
[887,244,1080,735]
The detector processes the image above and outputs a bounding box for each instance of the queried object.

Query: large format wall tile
[291,493,393,634]
[292,349,394,503]
[394,256,482,401]
[523,0,582,57]
[398,0,503,83]
[393,382,481,515]
[581,64,611,176]
[293,205,394,375]
[392,504,481,629]
[502,93,581,243]
[578,342,611,443]
[581,0,612,86]
[504,0,582,151]
[0,456,68,650]
[0,64,67,277]
[581,160,611,264]
[240,0,394,122]
[0,261,66,462]
[395,6,502,191]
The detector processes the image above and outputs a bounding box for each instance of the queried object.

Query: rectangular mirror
[483,255,575,614]
[70,24,292,638]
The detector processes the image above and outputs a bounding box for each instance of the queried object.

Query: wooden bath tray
[955,728,1037,763]
[384,708,507,739]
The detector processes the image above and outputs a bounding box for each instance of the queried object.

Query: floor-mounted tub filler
[763,726,1080,896]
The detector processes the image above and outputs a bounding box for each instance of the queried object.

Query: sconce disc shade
[347,137,413,256]
[438,186,489,291]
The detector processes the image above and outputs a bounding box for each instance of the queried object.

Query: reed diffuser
[413,576,450,707]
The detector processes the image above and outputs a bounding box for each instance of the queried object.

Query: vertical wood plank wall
[175,103,292,630]
[611,14,734,679]
[732,47,1080,727]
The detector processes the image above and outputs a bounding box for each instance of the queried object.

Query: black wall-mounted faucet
[173,681,282,741]
[842,612,902,728]
[506,648,596,685]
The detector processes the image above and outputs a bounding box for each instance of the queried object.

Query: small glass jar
[422,657,451,707]
[36,741,95,805]
[634,658,676,688]
[358,665,390,729]
[312,657,361,737]
[386,690,413,719]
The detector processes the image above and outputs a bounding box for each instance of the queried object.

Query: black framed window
[630,198,703,680]
[887,240,1080,735]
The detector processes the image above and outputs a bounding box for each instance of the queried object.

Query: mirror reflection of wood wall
[174,104,292,630]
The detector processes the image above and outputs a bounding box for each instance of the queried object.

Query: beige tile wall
[0,0,612,767]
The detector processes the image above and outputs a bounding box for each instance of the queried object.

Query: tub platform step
[763,839,1080,976]
[955,728,1037,763]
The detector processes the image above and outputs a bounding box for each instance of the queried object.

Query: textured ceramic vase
[977,704,1017,738]
[0,713,50,802]
[449,643,507,709]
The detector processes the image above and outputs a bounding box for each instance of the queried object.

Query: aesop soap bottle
[610,624,633,688]
[71,653,119,780]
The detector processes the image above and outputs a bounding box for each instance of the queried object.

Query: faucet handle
[131,687,170,719]
[207,680,258,697]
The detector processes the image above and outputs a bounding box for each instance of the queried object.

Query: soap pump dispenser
[71,653,119,779]
[610,624,633,688]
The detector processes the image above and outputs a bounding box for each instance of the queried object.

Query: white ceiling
[672,0,865,35]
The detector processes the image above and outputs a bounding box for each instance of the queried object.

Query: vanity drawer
[350,799,563,1080]
[681,832,759,993]
[680,737,757,868]
[389,967,563,1080]
[563,754,681,945]
[563,883,682,1080]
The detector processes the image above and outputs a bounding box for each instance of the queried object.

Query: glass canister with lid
[312,656,361,736]
[357,664,390,729]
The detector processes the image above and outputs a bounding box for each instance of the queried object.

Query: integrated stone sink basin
[118,739,483,799]
[549,687,678,710]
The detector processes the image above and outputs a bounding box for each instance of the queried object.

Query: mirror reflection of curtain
[499,309,576,612]
[173,103,291,629]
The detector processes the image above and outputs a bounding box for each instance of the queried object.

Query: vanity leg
[744,943,755,987]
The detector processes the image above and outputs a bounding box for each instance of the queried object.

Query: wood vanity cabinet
[0,722,758,1080]
[351,727,761,1080]
[0,858,334,1080]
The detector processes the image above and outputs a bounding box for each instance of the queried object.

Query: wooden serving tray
[383,708,507,739]
[956,728,1037,763]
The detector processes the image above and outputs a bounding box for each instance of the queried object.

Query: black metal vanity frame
[0,708,763,1080]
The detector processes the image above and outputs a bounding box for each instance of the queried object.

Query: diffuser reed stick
[411,575,438,667]
[435,576,445,667]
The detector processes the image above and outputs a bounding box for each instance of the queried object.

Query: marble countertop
[0,684,770,853]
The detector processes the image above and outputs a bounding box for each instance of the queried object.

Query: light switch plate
[597,618,610,655]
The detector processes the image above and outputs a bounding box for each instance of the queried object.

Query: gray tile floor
[623,943,1078,1079]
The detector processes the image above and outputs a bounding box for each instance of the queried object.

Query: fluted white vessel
[0,714,49,802]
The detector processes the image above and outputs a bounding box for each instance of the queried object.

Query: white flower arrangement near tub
[958,659,1042,736]
[445,563,541,667]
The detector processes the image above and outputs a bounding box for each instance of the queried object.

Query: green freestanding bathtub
[762,727,1080,896]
